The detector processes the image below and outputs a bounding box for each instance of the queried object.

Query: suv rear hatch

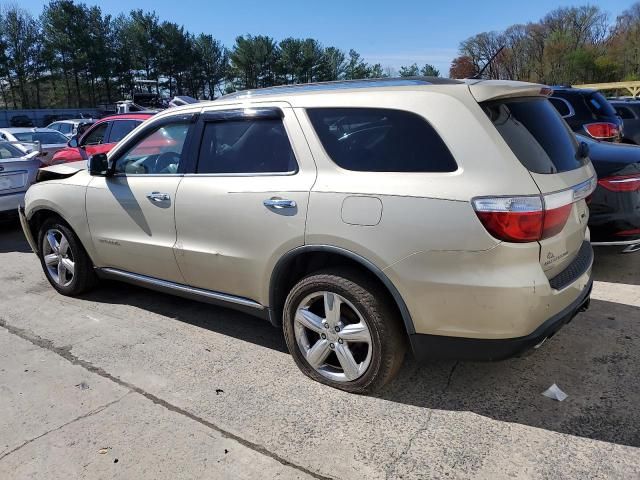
[0,153,41,196]
[470,82,596,281]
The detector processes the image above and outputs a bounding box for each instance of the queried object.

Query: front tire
[283,269,405,394]
[38,218,98,296]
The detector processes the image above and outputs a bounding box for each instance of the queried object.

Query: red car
[51,113,155,164]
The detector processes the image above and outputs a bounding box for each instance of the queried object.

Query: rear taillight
[473,178,596,243]
[583,122,619,140]
[598,174,640,192]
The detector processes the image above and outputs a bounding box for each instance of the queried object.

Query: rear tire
[37,218,98,296]
[283,268,405,394]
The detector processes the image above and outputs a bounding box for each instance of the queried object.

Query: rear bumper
[0,191,25,214]
[409,278,592,361]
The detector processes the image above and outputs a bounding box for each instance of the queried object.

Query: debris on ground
[542,383,568,401]
[215,389,223,395]
[98,448,110,454]
[75,381,90,390]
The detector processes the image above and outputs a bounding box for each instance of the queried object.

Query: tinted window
[549,98,571,117]
[82,123,109,146]
[306,108,457,172]
[197,119,297,174]
[58,123,73,134]
[483,98,582,174]
[0,142,24,158]
[585,92,617,117]
[13,131,68,144]
[115,122,189,174]
[108,120,141,143]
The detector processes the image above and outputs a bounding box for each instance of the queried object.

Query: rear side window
[109,120,141,143]
[196,119,297,174]
[306,108,457,172]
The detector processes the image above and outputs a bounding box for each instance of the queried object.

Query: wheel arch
[269,245,415,336]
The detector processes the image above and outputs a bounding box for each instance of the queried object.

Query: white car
[0,141,41,214]
[47,119,95,139]
[0,128,69,165]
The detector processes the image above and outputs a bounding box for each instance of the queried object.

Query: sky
[19,0,634,75]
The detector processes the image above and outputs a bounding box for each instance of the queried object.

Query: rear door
[174,103,316,304]
[483,96,596,278]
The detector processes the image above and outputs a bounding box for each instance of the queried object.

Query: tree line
[450,3,640,85]
[0,1,441,109]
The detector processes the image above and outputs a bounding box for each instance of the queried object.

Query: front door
[86,119,194,283]
[174,104,317,304]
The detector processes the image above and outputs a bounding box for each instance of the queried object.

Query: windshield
[13,131,68,144]
[0,142,25,159]
[483,97,583,174]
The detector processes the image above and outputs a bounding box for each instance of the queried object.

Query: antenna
[472,46,505,80]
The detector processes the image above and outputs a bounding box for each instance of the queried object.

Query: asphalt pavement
[0,219,638,479]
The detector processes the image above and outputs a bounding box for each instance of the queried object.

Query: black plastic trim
[202,107,283,122]
[409,279,593,361]
[269,245,415,334]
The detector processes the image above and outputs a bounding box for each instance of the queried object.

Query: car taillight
[583,122,619,140]
[473,178,596,243]
[598,174,640,192]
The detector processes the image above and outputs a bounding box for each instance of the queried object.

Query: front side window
[108,120,141,143]
[115,122,189,174]
[306,108,457,172]
[196,118,297,174]
[82,123,109,146]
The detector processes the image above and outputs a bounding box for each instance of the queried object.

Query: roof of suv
[97,112,156,122]
[221,77,463,100]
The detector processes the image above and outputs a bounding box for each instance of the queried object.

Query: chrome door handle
[263,198,296,209]
[147,192,170,202]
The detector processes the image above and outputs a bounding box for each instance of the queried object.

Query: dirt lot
[0,219,639,479]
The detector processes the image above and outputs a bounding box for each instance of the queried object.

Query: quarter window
[615,106,635,120]
[306,108,457,172]
[115,122,190,174]
[196,118,297,174]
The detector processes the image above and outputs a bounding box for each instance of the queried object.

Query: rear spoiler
[465,80,551,103]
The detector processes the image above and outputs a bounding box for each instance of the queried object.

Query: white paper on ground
[542,383,568,401]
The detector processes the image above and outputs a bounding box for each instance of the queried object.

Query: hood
[36,160,87,183]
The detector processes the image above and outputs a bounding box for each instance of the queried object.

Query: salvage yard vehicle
[0,142,41,215]
[0,128,69,165]
[609,99,640,145]
[51,113,154,164]
[550,86,622,142]
[579,135,640,253]
[20,77,596,393]
[47,119,96,139]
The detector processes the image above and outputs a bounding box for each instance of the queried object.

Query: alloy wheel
[42,229,75,287]
[294,291,373,382]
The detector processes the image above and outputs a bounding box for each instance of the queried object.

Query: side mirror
[68,136,79,148]
[88,153,111,176]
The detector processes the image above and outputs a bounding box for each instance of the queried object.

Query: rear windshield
[586,92,617,117]
[13,131,68,145]
[483,98,583,174]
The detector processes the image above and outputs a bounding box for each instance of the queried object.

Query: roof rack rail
[221,76,461,100]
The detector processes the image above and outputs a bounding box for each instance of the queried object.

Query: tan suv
[19,78,596,393]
